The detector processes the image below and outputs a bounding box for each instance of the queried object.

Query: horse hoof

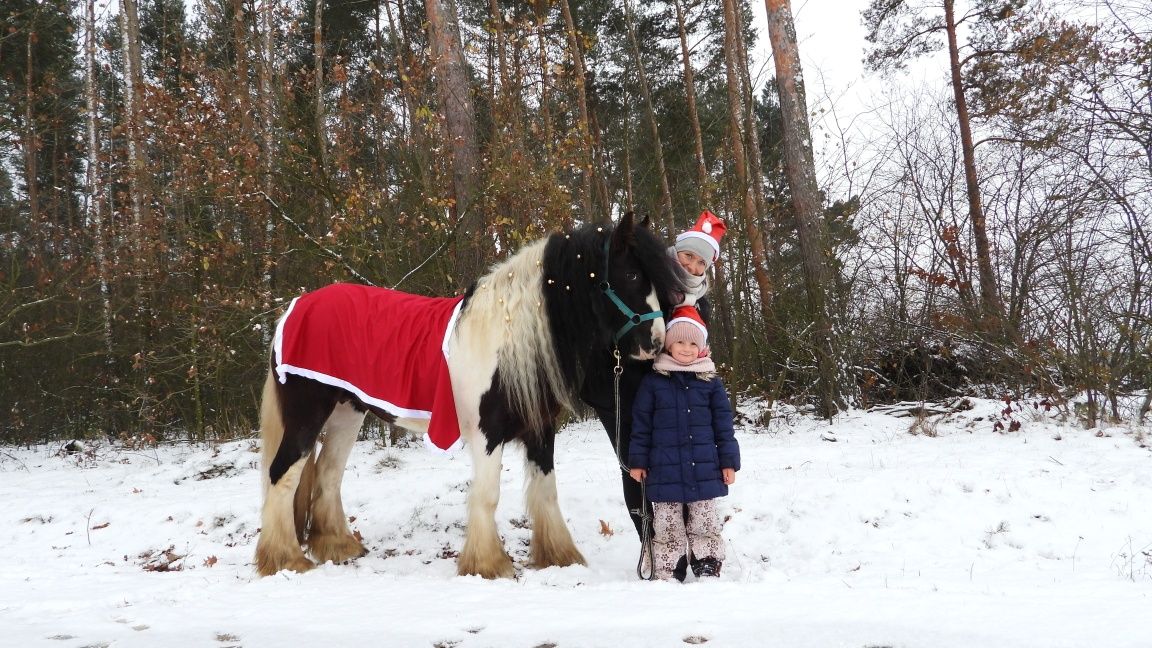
[309,533,368,565]
[457,553,516,579]
[255,549,316,577]
[531,546,587,570]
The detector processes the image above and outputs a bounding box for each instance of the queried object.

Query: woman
[580,211,726,560]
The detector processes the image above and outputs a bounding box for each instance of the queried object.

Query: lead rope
[613,347,656,580]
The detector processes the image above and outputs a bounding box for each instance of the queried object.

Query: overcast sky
[749,0,872,110]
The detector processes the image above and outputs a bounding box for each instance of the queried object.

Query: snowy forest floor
[2,398,1151,647]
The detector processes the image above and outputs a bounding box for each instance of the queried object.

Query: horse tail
[259,369,283,496]
[259,368,316,545]
[293,446,316,545]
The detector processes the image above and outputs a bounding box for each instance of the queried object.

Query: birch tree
[119,0,149,253]
[86,0,113,358]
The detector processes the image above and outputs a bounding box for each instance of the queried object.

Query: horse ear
[639,213,651,228]
[613,211,637,250]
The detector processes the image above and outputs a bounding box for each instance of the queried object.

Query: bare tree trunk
[86,0,113,358]
[314,0,328,175]
[488,0,525,146]
[764,0,850,416]
[722,0,774,318]
[119,0,147,250]
[588,111,612,214]
[488,0,508,93]
[558,0,595,219]
[534,4,553,162]
[622,0,675,224]
[257,0,278,344]
[623,100,634,211]
[23,29,39,226]
[384,0,419,149]
[233,0,253,135]
[943,0,1005,333]
[120,0,154,429]
[734,12,769,232]
[425,0,482,276]
[673,0,709,209]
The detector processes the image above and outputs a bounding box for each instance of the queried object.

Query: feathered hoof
[457,550,516,579]
[309,532,368,565]
[531,544,587,570]
[254,544,316,577]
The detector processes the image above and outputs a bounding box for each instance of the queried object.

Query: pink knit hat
[665,305,708,355]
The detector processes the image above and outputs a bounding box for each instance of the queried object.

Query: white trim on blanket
[423,433,464,454]
[272,296,299,385]
[272,363,434,421]
[441,300,463,359]
[271,294,466,454]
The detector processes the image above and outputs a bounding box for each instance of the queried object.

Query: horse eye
[624,271,640,282]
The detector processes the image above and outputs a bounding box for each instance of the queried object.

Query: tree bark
[557,0,596,219]
[733,11,770,235]
[488,0,508,94]
[384,0,418,149]
[722,0,774,319]
[673,0,709,210]
[534,5,553,161]
[943,0,1005,333]
[257,0,279,345]
[314,0,328,175]
[622,0,675,224]
[764,0,850,416]
[119,0,148,251]
[232,0,253,135]
[86,0,113,358]
[23,28,39,225]
[425,0,482,276]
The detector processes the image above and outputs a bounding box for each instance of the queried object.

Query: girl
[628,306,740,581]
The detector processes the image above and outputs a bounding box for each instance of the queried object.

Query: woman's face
[676,250,707,277]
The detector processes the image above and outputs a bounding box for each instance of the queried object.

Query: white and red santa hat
[675,210,727,268]
[665,305,709,354]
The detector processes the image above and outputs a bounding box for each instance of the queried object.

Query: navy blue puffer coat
[628,370,740,503]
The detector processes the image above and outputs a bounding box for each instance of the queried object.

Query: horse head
[604,212,687,360]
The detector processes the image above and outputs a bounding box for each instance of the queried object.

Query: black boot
[672,555,689,582]
[692,556,722,577]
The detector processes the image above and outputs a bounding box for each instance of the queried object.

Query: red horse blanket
[273,283,465,451]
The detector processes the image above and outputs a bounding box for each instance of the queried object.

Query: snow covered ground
[2,398,1150,647]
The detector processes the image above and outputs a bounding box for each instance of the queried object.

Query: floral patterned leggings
[650,499,725,580]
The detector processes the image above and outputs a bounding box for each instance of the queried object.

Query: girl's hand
[722,468,735,485]
[629,468,647,482]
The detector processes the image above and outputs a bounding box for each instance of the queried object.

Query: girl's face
[676,250,707,277]
[668,339,701,364]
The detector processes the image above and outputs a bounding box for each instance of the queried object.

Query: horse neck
[469,238,574,426]
[540,227,614,385]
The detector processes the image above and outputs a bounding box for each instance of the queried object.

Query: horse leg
[307,402,368,565]
[457,439,514,578]
[254,372,335,576]
[524,434,586,569]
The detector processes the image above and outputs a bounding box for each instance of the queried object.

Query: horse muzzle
[629,320,665,361]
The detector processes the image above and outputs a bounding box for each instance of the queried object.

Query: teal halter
[600,239,663,343]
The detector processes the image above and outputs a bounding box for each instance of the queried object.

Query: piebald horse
[255,213,684,578]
